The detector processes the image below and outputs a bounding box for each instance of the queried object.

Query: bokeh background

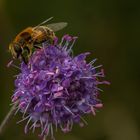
[0,0,140,140]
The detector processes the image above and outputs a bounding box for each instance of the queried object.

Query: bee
[9,17,67,64]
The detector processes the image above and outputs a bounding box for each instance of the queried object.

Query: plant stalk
[0,101,18,135]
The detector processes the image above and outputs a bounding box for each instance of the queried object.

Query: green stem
[0,101,18,135]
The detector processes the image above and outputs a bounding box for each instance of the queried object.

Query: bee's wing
[47,22,68,32]
[34,17,54,29]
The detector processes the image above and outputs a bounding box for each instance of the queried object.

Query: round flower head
[12,35,110,140]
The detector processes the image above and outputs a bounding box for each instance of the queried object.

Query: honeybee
[9,17,67,64]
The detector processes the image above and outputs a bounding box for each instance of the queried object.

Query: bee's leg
[16,52,21,59]
[24,46,30,54]
[25,46,32,58]
[21,54,28,64]
[34,45,42,49]
[21,47,30,64]
[14,45,22,59]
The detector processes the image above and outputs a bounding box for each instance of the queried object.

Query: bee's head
[9,42,22,59]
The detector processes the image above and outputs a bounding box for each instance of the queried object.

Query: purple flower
[12,35,110,139]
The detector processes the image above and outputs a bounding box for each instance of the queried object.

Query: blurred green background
[0,0,140,140]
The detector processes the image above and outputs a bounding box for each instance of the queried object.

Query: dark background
[0,0,140,140]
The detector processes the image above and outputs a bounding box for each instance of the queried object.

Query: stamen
[54,37,58,46]
[46,123,50,136]
[70,119,73,130]
[94,87,103,92]
[60,124,65,132]
[14,106,20,115]
[63,41,70,51]
[67,120,70,131]
[42,124,50,140]
[86,103,96,116]
[61,35,73,50]
[17,115,30,124]
[93,70,105,77]
[80,76,93,79]
[41,120,48,136]
[32,121,37,133]
[68,37,78,52]
[55,120,58,132]
[9,101,17,106]
[40,117,44,132]
[30,120,37,133]
[52,108,58,132]
[79,115,88,125]
[59,34,69,46]
[90,106,96,116]
[89,58,97,65]
[96,81,110,85]
[23,102,30,118]
[91,65,102,70]
[42,43,48,58]
[24,117,32,133]
[8,62,21,70]
[50,123,54,140]
[43,136,46,140]
[65,88,69,96]
[63,106,75,116]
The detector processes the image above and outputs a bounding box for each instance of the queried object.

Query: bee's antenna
[34,17,54,29]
